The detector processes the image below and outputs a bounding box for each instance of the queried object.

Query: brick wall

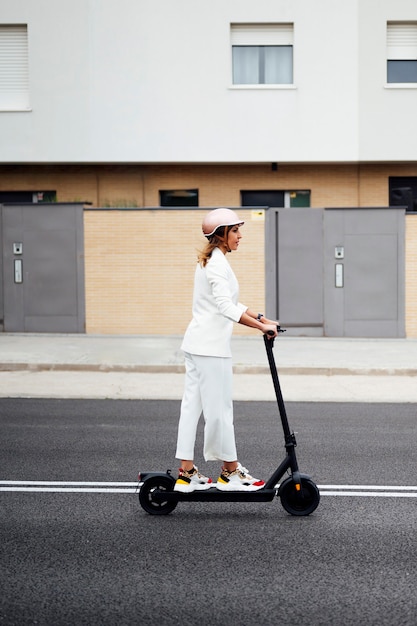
[84,208,265,335]
[1,162,417,208]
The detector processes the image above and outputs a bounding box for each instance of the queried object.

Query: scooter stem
[263,331,292,443]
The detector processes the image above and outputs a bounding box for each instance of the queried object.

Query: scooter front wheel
[139,475,177,515]
[279,476,320,516]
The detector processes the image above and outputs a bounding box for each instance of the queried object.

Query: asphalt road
[1,399,417,626]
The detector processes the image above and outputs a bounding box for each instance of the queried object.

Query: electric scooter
[138,328,320,516]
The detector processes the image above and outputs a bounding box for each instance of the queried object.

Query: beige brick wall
[1,163,417,336]
[141,163,364,208]
[405,214,417,337]
[84,208,265,335]
[1,162,416,208]
[359,164,417,206]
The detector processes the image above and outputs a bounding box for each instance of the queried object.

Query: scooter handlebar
[266,325,286,336]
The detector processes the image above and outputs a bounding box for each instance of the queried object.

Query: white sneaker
[216,463,265,492]
[174,466,214,493]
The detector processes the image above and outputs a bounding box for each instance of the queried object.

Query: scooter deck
[152,487,277,503]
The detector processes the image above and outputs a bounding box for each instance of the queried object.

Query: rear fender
[138,470,174,484]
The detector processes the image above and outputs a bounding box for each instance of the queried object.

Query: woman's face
[227,224,242,251]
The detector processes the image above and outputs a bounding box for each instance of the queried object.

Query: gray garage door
[265,207,405,337]
[0,203,85,333]
[323,208,405,337]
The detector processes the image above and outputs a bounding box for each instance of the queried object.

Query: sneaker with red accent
[216,463,265,492]
[174,466,214,493]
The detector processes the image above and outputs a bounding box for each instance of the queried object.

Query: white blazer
[181,247,247,357]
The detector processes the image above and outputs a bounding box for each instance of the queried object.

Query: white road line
[0,481,138,486]
[0,487,138,493]
[0,480,138,493]
[317,484,417,491]
[317,484,417,497]
[1,481,417,497]
[320,491,417,497]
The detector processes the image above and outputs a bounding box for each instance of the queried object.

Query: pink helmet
[202,208,244,238]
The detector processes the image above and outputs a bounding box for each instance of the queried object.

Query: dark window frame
[0,190,56,203]
[389,177,417,212]
[159,189,199,207]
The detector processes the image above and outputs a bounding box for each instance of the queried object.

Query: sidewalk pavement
[0,333,416,403]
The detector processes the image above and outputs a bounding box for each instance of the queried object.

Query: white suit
[175,247,248,462]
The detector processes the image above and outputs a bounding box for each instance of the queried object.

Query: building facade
[0,0,416,336]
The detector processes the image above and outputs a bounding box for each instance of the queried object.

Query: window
[0,24,30,110]
[241,190,310,208]
[389,177,417,212]
[0,191,57,203]
[159,189,199,207]
[387,22,417,84]
[231,24,293,85]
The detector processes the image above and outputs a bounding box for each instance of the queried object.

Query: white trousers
[175,352,238,462]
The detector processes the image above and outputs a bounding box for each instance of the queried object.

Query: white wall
[0,0,92,161]
[358,0,417,161]
[0,0,415,163]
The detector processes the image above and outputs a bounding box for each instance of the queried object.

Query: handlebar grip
[266,325,286,336]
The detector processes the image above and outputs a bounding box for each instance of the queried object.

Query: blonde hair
[197,227,229,267]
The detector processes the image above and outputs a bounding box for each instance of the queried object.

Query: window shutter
[0,24,30,109]
[231,23,293,46]
[387,22,417,60]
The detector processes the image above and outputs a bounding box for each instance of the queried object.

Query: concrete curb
[0,362,417,376]
[1,370,417,402]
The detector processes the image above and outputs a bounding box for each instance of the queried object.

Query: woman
[174,208,279,493]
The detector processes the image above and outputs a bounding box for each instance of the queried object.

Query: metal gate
[323,208,405,337]
[265,207,405,337]
[0,203,85,333]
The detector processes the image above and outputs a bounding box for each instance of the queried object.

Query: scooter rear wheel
[139,475,177,515]
[279,476,320,516]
